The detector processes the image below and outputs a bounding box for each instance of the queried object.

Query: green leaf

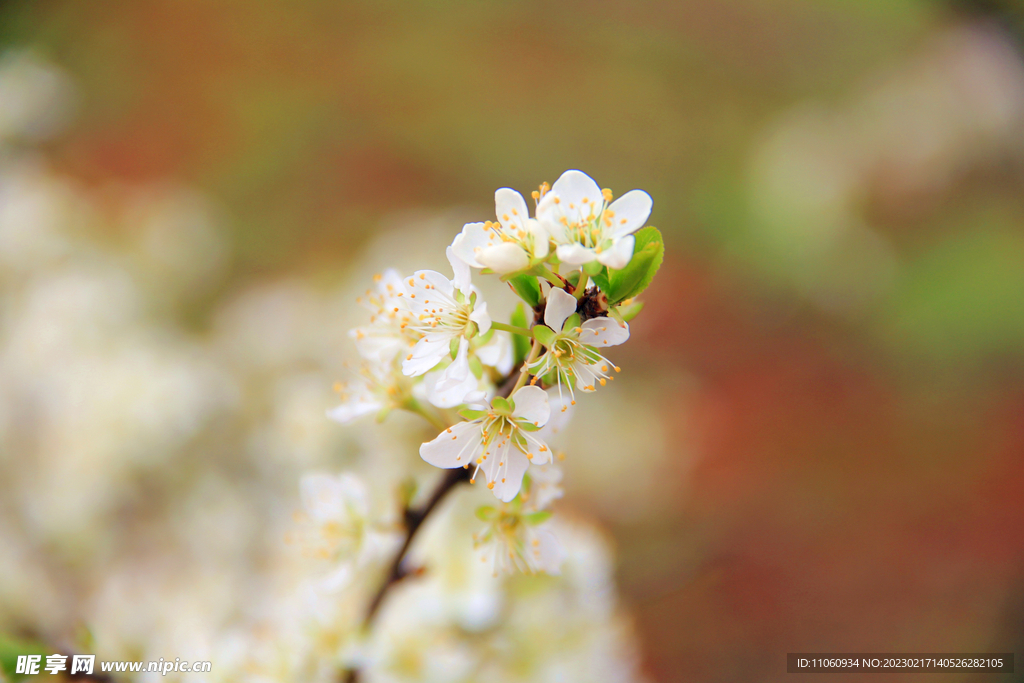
[508,273,542,308]
[616,299,645,322]
[510,303,531,368]
[475,505,497,522]
[604,227,664,304]
[0,634,48,681]
[532,325,556,347]
[523,510,553,525]
[591,265,611,292]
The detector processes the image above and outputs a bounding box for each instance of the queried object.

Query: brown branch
[342,466,470,683]
[341,357,525,683]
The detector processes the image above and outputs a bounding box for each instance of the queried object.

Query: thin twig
[342,466,470,683]
[342,336,533,683]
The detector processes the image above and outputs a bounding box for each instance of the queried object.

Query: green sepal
[508,273,542,308]
[459,409,487,420]
[532,325,556,347]
[510,303,531,367]
[602,227,664,304]
[475,328,495,346]
[469,355,484,379]
[616,299,644,322]
[524,510,553,525]
[517,420,542,432]
[375,406,392,423]
[583,260,604,276]
[562,313,581,332]
[566,270,581,289]
[491,396,512,413]
[591,265,612,292]
[475,505,498,522]
[449,338,460,359]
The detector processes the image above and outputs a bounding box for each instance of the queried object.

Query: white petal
[495,188,530,232]
[319,563,355,591]
[527,218,549,258]
[528,463,564,511]
[536,389,572,440]
[300,473,368,522]
[536,191,571,243]
[544,288,578,332]
[556,243,598,265]
[402,335,450,376]
[491,449,530,503]
[530,526,565,574]
[407,269,455,303]
[478,243,529,273]
[447,246,472,296]
[510,385,549,426]
[451,222,493,269]
[326,396,382,424]
[523,434,552,465]
[424,367,479,409]
[550,170,602,215]
[596,234,635,269]
[580,317,629,347]
[436,337,471,390]
[469,300,491,334]
[376,269,408,298]
[350,329,404,364]
[420,421,481,469]
[607,189,652,238]
[572,360,600,392]
[475,332,513,374]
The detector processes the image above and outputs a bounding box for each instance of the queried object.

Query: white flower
[473,505,564,576]
[419,386,551,502]
[419,366,486,409]
[474,330,514,375]
[529,288,629,402]
[349,269,419,365]
[326,361,407,424]
[293,473,394,589]
[537,170,652,269]
[451,188,549,273]
[524,463,564,513]
[401,249,491,392]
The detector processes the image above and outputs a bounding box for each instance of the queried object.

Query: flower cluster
[0,53,652,683]
[329,170,663,574]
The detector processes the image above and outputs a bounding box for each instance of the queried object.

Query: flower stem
[510,339,542,394]
[536,266,564,288]
[574,269,589,300]
[489,321,534,337]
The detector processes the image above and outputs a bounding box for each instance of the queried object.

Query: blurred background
[1,0,1024,681]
